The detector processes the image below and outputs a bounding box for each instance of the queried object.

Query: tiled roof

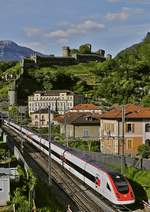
[101,104,150,119]
[54,115,64,123]
[54,112,101,125]
[71,103,100,110]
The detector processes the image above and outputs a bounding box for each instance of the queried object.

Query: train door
[95,173,101,191]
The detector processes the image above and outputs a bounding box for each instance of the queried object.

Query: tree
[11,188,30,212]
[138,144,150,159]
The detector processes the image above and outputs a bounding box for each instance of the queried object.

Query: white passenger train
[4,120,135,205]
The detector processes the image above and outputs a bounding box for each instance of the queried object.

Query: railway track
[2,125,127,212]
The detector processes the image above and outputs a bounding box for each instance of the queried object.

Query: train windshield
[110,173,129,194]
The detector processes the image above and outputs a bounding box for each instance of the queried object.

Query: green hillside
[0,33,150,109]
[17,62,97,105]
[91,33,150,106]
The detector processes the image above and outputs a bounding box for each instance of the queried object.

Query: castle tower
[106,54,112,60]
[62,46,70,57]
[8,81,17,106]
[97,49,105,57]
[84,43,92,53]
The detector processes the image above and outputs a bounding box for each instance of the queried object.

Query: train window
[107,183,111,191]
[110,174,129,194]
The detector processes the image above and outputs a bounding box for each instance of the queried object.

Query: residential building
[0,168,19,206]
[30,103,101,128]
[30,108,55,128]
[28,90,84,115]
[69,103,102,114]
[54,112,101,140]
[100,104,150,155]
[0,175,10,206]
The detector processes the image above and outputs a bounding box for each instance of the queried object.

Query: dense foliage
[125,167,150,200]
[0,33,150,107]
[92,33,150,105]
[138,144,150,158]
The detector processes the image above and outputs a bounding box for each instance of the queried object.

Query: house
[28,90,84,115]
[54,112,101,140]
[0,175,10,206]
[0,168,19,206]
[100,104,150,155]
[30,108,55,128]
[69,103,102,114]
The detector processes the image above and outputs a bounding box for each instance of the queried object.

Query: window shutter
[132,124,135,133]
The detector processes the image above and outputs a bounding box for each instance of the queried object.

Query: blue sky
[0,0,150,57]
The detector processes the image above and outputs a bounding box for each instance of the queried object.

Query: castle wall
[36,55,77,67]
[22,49,109,69]
[73,54,106,63]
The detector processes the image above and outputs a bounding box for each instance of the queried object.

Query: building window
[127,140,132,149]
[35,121,38,126]
[145,139,150,146]
[83,129,89,137]
[41,115,45,120]
[103,123,114,134]
[145,123,150,132]
[35,115,38,119]
[126,123,134,133]
[107,183,111,191]
[41,121,45,125]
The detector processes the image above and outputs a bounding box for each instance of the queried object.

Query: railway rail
[2,125,139,212]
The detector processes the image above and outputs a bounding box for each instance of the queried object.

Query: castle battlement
[21,44,112,69]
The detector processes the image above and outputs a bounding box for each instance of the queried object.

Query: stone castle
[21,44,112,69]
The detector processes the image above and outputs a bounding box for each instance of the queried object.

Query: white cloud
[46,30,68,39]
[105,7,144,21]
[23,20,105,47]
[45,20,105,40]
[24,27,42,37]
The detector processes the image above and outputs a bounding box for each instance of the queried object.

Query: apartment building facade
[28,90,84,115]
[54,112,101,140]
[100,104,150,155]
[30,108,55,128]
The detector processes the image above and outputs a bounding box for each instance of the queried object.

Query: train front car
[108,172,135,205]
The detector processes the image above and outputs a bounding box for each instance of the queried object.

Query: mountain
[115,32,150,63]
[0,40,44,61]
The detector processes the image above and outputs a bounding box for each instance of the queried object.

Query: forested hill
[0,33,150,109]
[92,32,150,106]
[115,32,150,63]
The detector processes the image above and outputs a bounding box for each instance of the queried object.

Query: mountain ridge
[0,40,44,61]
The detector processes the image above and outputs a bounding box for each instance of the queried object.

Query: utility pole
[64,99,69,147]
[20,111,24,153]
[121,105,125,174]
[48,105,52,186]
[64,102,67,139]
[39,106,41,128]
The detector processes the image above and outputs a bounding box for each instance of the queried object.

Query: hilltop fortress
[21,44,112,69]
